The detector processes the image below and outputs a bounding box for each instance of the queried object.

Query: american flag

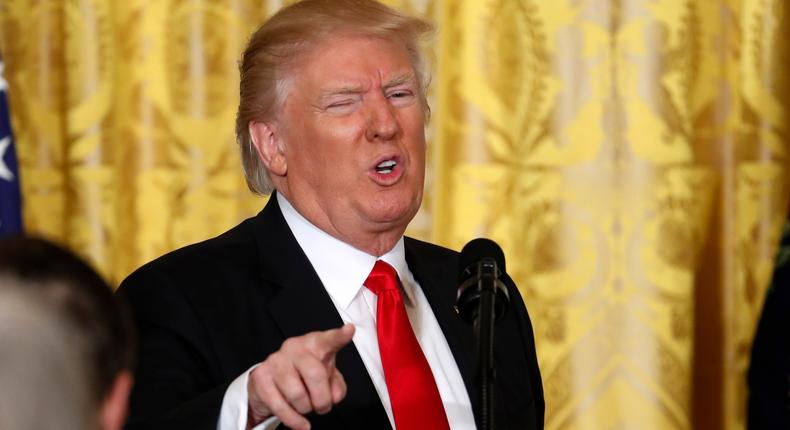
[0,58,23,237]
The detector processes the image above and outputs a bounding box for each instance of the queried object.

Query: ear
[249,121,287,177]
[99,371,133,430]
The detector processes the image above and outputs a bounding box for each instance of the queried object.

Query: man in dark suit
[119,1,544,429]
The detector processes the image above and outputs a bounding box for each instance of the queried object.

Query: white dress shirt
[218,194,476,430]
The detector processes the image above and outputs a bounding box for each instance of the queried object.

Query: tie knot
[365,260,399,295]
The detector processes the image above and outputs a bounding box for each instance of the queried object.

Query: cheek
[301,134,362,187]
[316,120,367,160]
[403,112,427,148]
[407,131,427,168]
[289,121,350,169]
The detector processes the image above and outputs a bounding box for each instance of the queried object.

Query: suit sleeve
[505,273,545,429]
[119,266,232,430]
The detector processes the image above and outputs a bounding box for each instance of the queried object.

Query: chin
[367,199,421,227]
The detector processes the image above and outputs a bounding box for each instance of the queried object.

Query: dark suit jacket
[119,195,544,429]
[748,234,790,429]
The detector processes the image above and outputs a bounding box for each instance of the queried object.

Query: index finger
[312,323,355,358]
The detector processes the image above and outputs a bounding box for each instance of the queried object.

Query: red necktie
[365,260,451,430]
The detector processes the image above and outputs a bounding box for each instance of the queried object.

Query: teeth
[376,159,396,174]
[377,160,396,169]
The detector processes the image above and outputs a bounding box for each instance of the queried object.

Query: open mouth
[375,159,397,175]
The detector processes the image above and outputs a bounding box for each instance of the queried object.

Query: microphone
[456,238,510,324]
[456,238,511,430]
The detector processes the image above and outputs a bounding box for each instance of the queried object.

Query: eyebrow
[320,85,364,97]
[382,73,417,90]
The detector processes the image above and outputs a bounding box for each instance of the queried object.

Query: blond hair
[235,0,433,195]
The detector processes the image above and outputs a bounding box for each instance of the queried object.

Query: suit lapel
[252,195,391,429]
[404,238,481,425]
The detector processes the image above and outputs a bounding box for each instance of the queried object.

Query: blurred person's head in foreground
[0,286,95,430]
[0,235,136,430]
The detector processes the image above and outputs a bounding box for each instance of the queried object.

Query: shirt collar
[276,193,414,309]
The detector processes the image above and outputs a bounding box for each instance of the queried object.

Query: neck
[276,191,405,257]
[342,230,403,257]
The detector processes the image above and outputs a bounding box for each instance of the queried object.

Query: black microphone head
[456,238,510,324]
[459,238,505,283]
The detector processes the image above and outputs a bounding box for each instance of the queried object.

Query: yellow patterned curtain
[0,0,268,281]
[1,0,788,429]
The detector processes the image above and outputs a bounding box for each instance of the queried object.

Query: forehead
[291,34,416,89]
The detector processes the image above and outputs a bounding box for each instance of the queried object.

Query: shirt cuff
[217,364,282,430]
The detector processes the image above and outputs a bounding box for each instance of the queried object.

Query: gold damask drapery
[1,0,787,429]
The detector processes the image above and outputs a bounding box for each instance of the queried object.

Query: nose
[365,94,400,142]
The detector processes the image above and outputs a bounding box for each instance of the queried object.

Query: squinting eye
[387,90,416,107]
[389,91,412,98]
[325,99,358,114]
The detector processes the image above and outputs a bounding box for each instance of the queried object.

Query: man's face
[257,35,427,253]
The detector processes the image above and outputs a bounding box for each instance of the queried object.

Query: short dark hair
[0,236,136,401]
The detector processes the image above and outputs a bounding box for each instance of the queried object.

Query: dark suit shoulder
[405,235,457,254]
[117,214,284,429]
[404,236,459,261]
[123,217,257,283]
[117,216,265,344]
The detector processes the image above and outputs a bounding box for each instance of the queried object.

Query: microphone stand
[457,239,510,430]
[474,258,499,430]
